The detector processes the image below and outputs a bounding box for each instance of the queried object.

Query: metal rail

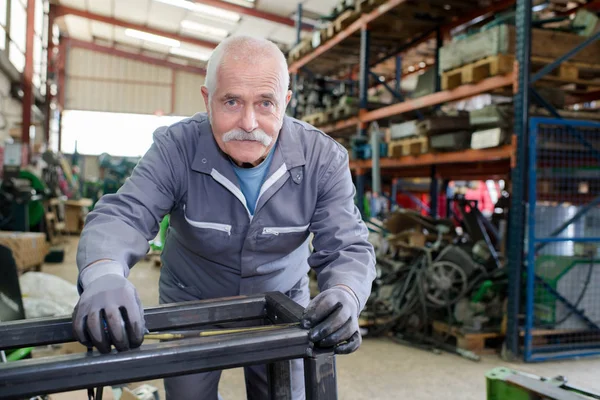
[0,292,338,400]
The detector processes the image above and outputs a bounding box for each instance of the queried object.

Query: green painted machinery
[486,367,600,400]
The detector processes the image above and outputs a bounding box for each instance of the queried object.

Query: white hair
[204,35,290,101]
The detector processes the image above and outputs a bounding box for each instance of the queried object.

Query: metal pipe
[0,295,267,350]
[304,351,338,400]
[0,327,309,399]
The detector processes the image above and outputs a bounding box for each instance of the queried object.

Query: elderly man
[72,36,376,399]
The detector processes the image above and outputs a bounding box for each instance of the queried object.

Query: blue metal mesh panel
[526,118,600,362]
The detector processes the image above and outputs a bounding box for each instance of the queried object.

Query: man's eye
[225,100,237,106]
[261,101,273,107]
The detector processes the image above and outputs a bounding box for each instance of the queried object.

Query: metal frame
[504,0,533,360]
[0,292,337,400]
[525,117,600,362]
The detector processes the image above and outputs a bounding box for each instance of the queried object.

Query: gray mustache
[222,129,272,146]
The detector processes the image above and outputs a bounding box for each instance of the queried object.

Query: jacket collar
[191,115,306,177]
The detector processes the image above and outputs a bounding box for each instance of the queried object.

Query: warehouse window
[60,110,187,158]
[0,0,6,50]
[9,0,27,72]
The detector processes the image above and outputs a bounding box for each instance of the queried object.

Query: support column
[356,169,366,217]
[22,0,36,165]
[359,26,370,114]
[267,360,292,400]
[395,55,402,95]
[505,0,533,360]
[435,27,442,93]
[291,3,302,118]
[304,351,337,400]
[429,165,438,218]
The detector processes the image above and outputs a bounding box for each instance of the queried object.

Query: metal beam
[52,4,217,49]
[0,295,266,350]
[66,38,206,75]
[506,0,533,360]
[0,327,309,399]
[193,0,313,31]
[22,0,36,165]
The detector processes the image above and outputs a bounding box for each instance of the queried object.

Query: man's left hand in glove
[300,286,361,354]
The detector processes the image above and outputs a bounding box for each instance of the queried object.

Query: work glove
[72,261,145,354]
[301,286,361,354]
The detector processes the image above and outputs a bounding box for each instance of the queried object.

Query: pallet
[442,54,600,90]
[302,111,331,127]
[432,321,504,355]
[287,37,313,63]
[354,0,384,14]
[441,54,514,90]
[388,137,428,158]
[332,104,357,121]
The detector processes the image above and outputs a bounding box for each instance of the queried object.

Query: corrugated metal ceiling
[56,0,340,69]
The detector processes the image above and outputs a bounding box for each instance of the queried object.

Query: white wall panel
[66,48,173,115]
[174,71,205,117]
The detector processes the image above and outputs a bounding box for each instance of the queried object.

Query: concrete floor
[38,238,600,400]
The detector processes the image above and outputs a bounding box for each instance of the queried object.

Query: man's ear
[201,86,210,113]
[285,90,293,108]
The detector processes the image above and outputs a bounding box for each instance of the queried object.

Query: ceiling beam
[52,4,218,49]
[192,0,313,31]
[66,37,207,75]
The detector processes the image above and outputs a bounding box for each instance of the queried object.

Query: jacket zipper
[184,217,232,235]
[262,224,310,236]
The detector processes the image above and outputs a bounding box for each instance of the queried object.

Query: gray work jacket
[77,113,376,310]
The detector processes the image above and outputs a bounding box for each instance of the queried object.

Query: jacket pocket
[184,217,232,235]
[262,224,310,236]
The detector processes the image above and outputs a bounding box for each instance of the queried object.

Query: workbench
[0,292,337,399]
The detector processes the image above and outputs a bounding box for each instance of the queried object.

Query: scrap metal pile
[361,198,508,354]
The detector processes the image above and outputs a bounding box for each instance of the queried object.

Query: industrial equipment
[486,367,600,400]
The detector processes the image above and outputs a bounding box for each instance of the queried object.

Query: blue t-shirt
[230,146,275,215]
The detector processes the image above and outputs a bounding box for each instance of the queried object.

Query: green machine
[486,367,600,400]
[534,255,599,330]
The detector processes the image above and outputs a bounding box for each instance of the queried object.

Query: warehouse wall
[0,70,23,143]
[174,70,206,116]
[66,48,206,116]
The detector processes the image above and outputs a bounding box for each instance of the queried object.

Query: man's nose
[240,107,258,132]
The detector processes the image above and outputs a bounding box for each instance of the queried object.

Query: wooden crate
[439,24,600,73]
[388,137,428,158]
[0,231,48,272]
[433,321,504,355]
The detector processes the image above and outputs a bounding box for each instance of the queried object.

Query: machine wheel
[423,260,469,308]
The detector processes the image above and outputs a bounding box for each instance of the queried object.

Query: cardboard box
[0,231,48,272]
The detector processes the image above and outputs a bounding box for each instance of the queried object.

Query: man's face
[202,56,292,166]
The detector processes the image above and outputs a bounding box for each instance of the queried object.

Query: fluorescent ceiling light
[180,20,229,38]
[125,29,181,47]
[153,0,241,22]
[170,47,213,61]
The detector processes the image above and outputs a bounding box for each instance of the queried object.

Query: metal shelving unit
[289,0,600,361]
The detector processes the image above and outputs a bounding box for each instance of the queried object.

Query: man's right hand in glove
[72,261,145,354]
